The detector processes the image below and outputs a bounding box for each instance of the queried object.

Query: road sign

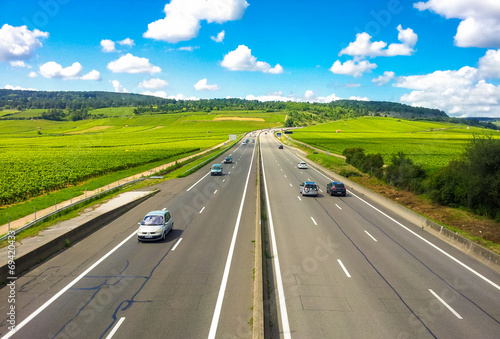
[276,132,282,137]
[284,131,293,134]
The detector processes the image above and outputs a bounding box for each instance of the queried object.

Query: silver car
[299,181,319,196]
[137,210,173,242]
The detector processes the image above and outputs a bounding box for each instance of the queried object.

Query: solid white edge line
[199,206,205,214]
[287,150,500,292]
[207,137,256,339]
[311,217,318,226]
[364,230,378,242]
[105,317,126,339]
[172,238,182,251]
[3,231,138,339]
[337,259,351,278]
[187,171,210,191]
[260,137,292,339]
[429,289,463,319]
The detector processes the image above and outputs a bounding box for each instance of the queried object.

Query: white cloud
[414,0,500,48]
[395,66,478,90]
[107,53,161,74]
[303,91,343,103]
[372,71,395,86]
[39,61,100,80]
[340,25,417,57]
[194,78,220,91]
[117,38,134,46]
[81,70,102,80]
[28,71,37,78]
[0,24,48,62]
[100,39,116,52]
[349,96,370,101]
[4,84,37,91]
[139,78,168,89]
[221,45,283,74]
[111,80,128,93]
[101,38,134,53]
[478,49,500,78]
[40,61,83,79]
[178,46,199,51]
[144,0,248,43]
[395,50,500,117]
[10,61,28,68]
[141,90,167,98]
[329,59,377,77]
[245,90,343,103]
[211,30,225,43]
[245,93,296,102]
[400,80,500,117]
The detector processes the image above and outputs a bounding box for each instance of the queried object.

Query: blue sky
[1,0,500,117]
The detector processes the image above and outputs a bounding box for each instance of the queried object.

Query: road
[1,132,499,339]
[259,132,500,338]
[0,137,259,338]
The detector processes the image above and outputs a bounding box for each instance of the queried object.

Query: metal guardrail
[0,178,145,242]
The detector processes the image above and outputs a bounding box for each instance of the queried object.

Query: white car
[137,210,173,242]
[298,161,308,169]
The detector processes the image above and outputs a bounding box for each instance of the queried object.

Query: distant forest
[0,89,498,129]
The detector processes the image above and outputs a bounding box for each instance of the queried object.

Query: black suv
[223,156,232,164]
[326,181,346,196]
[278,145,283,149]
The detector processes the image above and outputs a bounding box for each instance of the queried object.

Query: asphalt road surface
[0,137,259,339]
[260,132,500,339]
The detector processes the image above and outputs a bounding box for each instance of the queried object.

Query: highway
[0,137,259,338]
[1,132,499,339]
[259,132,500,338]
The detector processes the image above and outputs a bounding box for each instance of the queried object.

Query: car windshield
[142,215,163,225]
[334,184,345,188]
[305,184,316,188]
[213,165,221,169]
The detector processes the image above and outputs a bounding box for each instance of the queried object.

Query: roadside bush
[384,152,426,193]
[429,135,500,220]
[343,147,384,176]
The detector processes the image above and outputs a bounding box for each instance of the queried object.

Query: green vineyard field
[0,112,284,205]
[291,117,500,172]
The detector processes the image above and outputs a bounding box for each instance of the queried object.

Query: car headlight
[154,228,163,234]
